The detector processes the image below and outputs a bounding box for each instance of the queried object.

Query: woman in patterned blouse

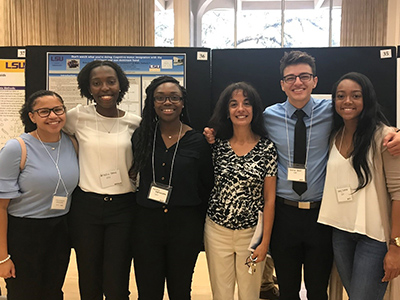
[204,82,277,300]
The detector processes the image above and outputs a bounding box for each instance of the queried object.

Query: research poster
[47,53,186,115]
[0,59,25,147]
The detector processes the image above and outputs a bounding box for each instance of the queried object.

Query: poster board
[46,52,186,115]
[25,46,211,130]
[0,47,26,147]
[211,47,397,126]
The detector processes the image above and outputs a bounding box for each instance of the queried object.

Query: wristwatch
[389,237,400,247]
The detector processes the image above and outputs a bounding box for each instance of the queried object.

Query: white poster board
[0,59,25,147]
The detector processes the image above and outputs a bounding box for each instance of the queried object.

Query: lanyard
[151,122,183,188]
[284,106,314,168]
[37,132,68,196]
[94,106,120,173]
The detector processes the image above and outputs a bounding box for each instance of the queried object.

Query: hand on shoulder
[203,127,216,144]
[383,129,400,156]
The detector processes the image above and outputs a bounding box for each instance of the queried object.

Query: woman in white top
[63,61,141,300]
[318,72,400,300]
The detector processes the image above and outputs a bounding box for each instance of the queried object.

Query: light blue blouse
[0,132,79,218]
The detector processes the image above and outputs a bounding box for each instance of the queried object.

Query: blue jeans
[332,228,388,300]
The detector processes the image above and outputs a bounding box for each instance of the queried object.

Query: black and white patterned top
[207,138,277,230]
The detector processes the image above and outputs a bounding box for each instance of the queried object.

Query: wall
[387,0,400,46]
[0,0,154,47]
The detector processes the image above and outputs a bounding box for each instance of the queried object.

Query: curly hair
[20,90,64,133]
[279,51,316,77]
[208,82,266,140]
[77,60,129,104]
[131,76,190,174]
[331,72,389,191]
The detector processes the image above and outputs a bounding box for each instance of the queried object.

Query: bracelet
[0,254,11,264]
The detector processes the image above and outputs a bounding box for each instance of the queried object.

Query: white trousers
[204,216,264,300]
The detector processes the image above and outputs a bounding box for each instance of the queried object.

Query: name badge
[287,163,306,182]
[51,195,68,210]
[148,182,172,204]
[100,170,122,188]
[336,186,353,202]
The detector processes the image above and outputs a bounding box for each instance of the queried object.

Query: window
[154,0,342,48]
[155,4,174,46]
[202,10,235,49]
[199,0,342,49]
[237,10,282,48]
[284,8,330,47]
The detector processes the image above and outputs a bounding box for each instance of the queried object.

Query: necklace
[339,127,345,153]
[152,121,183,187]
[95,107,119,133]
[99,119,118,133]
[35,131,60,150]
[162,126,182,140]
[36,131,68,197]
[339,127,353,157]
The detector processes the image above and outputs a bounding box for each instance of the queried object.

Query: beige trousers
[204,216,264,300]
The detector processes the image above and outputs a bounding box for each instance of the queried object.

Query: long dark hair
[331,72,389,191]
[209,82,266,140]
[131,76,190,174]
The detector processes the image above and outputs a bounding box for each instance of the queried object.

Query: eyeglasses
[154,95,183,104]
[282,73,314,84]
[32,105,66,118]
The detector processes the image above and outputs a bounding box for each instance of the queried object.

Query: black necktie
[293,110,307,195]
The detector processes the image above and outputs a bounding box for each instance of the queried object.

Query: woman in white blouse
[63,61,141,300]
[318,72,400,300]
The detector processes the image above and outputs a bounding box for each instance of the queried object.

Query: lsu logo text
[5,62,25,69]
[51,56,64,61]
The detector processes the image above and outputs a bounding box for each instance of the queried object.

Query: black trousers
[68,187,135,300]
[270,200,333,300]
[132,204,205,300]
[5,214,70,300]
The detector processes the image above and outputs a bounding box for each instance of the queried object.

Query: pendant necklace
[100,119,118,133]
[96,107,119,133]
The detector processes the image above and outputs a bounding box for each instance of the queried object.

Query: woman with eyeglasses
[130,76,214,299]
[62,60,141,299]
[0,90,79,299]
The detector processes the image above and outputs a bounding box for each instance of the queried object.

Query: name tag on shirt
[287,164,307,182]
[100,170,122,188]
[51,195,68,210]
[336,186,353,202]
[148,182,172,204]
